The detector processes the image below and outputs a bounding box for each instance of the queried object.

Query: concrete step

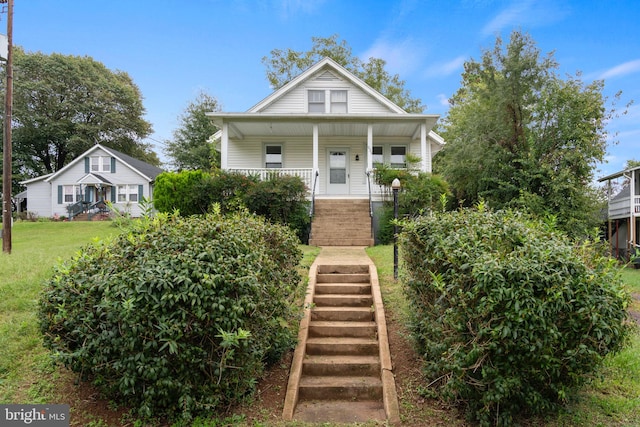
[302,355,381,376]
[298,376,383,400]
[309,238,375,246]
[293,400,386,423]
[316,273,370,284]
[315,283,372,295]
[311,306,374,322]
[318,265,369,274]
[308,321,377,338]
[313,294,373,307]
[305,337,379,356]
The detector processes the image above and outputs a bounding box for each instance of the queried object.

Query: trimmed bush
[39,211,302,421]
[400,208,631,426]
[153,170,212,215]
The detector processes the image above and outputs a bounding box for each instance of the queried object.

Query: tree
[262,34,424,113]
[3,47,156,181]
[164,91,221,171]
[436,31,618,237]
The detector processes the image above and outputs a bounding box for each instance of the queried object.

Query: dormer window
[308,89,348,113]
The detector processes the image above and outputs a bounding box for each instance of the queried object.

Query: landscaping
[1,221,639,426]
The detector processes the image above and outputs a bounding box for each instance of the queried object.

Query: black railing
[309,170,319,217]
[366,170,374,243]
[66,200,85,220]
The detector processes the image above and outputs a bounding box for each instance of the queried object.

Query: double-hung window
[372,146,384,165]
[63,185,78,203]
[265,145,283,168]
[308,90,325,113]
[390,146,407,168]
[330,90,347,113]
[117,185,139,202]
[90,156,111,173]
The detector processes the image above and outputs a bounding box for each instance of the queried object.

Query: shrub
[377,173,449,244]
[400,208,632,426]
[153,170,211,215]
[243,173,311,243]
[39,210,302,421]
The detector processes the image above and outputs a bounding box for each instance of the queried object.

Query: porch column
[312,123,319,175]
[420,122,428,172]
[367,124,373,172]
[221,122,228,170]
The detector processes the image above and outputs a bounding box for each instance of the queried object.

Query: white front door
[327,148,350,194]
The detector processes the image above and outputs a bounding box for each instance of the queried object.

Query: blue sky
[9,0,640,178]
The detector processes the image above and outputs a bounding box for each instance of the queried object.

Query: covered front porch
[209,113,443,198]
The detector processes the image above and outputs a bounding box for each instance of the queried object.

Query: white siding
[261,72,396,114]
[26,180,52,218]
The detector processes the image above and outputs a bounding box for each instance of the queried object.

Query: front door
[327,149,349,194]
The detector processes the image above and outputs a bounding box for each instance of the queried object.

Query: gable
[252,58,405,115]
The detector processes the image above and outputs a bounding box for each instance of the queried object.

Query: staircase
[309,199,374,246]
[283,263,399,424]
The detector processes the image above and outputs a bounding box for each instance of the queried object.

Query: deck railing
[228,168,314,191]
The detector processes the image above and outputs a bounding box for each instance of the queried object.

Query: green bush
[400,208,632,426]
[243,174,311,243]
[377,173,449,244]
[153,170,211,215]
[39,211,302,421]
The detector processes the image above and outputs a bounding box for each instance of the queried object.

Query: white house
[599,165,640,262]
[208,57,445,245]
[20,144,164,219]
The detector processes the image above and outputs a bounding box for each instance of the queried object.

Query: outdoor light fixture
[392,178,401,280]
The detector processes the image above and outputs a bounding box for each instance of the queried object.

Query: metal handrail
[366,170,373,218]
[309,170,319,217]
[66,200,85,219]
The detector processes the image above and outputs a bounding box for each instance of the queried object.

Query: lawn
[1,224,638,426]
[0,221,115,404]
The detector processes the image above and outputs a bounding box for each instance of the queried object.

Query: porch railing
[66,200,85,219]
[309,170,319,217]
[228,168,314,191]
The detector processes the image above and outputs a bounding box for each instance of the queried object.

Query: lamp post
[392,178,401,280]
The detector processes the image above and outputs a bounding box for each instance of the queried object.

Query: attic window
[91,156,111,173]
[330,90,347,113]
[308,90,325,113]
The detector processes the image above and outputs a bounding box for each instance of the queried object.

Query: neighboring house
[208,57,445,245]
[20,144,164,219]
[599,165,640,262]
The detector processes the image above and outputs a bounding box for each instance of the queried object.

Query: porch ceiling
[208,113,439,140]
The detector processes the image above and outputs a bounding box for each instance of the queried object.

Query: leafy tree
[3,47,156,180]
[436,31,619,237]
[262,34,424,112]
[164,91,221,171]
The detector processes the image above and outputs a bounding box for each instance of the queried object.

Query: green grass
[367,244,640,427]
[0,221,115,403]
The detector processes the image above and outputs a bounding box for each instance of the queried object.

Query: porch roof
[77,173,113,185]
[207,113,440,140]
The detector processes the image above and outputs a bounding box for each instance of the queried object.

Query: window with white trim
[63,185,81,203]
[330,90,347,113]
[265,145,283,168]
[372,146,384,165]
[117,184,139,202]
[390,146,407,168]
[91,156,111,173]
[308,90,325,113]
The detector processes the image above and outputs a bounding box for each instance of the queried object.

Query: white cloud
[360,37,425,77]
[600,59,640,79]
[481,0,569,36]
[277,0,326,18]
[437,94,450,107]
[424,56,466,78]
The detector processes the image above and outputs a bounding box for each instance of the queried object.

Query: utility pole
[1,0,12,254]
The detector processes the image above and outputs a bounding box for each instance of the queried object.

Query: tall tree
[262,34,424,113]
[436,31,618,237]
[2,47,156,181]
[164,91,221,171]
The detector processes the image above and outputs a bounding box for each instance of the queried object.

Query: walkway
[282,246,400,424]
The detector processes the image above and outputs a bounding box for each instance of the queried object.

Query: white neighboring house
[208,57,445,245]
[20,144,164,219]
